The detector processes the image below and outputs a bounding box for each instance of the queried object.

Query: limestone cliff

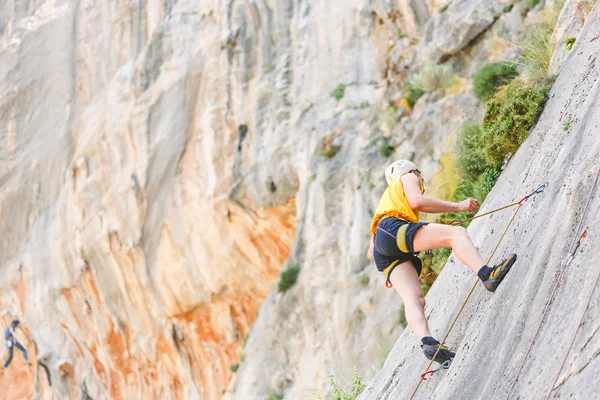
[0,0,597,399]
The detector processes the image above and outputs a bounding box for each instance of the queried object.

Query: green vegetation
[431,248,452,275]
[481,81,550,168]
[472,62,518,100]
[481,167,502,196]
[503,5,514,13]
[278,265,301,293]
[331,84,346,101]
[230,363,239,372]
[518,6,561,84]
[243,333,249,347]
[398,304,407,327]
[404,82,425,107]
[379,106,398,135]
[379,140,395,158]
[525,0,542,11]
[565,37,575,51]
[357,275,370,287]
[439,3,450,13]
[359,101,370,109]
[328,371,366,400]
[563,121,571,131]
[267,389,285,400]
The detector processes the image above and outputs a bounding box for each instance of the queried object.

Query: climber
[369,160,517,364]
[4,319,29,368]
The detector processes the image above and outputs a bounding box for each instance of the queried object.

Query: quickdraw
[420,360,451,381]
[450,182,547,226]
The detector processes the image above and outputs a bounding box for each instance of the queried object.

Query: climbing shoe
[421,343,455,364]
[483,253,517,292]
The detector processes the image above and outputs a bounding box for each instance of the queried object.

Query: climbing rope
[504,168,600,400]
[409,183,547,400]
[545,230,596,400]
[450,183,548,226]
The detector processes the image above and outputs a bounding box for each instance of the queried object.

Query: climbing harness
[420,360,451,381]
[409,183,547,400]
[504,168,600,400]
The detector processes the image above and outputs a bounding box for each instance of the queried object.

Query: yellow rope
[409,203,523,400]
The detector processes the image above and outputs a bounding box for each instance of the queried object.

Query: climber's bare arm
[401,173,479,213]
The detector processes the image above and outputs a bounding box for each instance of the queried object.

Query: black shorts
[373,217,428,275]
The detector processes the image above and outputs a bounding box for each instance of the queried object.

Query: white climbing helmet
[385,160,419,185]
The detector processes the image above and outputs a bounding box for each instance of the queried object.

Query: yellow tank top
[370,175,423,235]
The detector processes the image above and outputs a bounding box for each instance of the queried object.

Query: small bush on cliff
[331,84,346,101]
[403,82,424,107]
[230,363,239,372]
[278,265,301,293]
[481,80,550,168]
[328,370,366,400]
[565,37,575,51]
[379,140,395,158]
[473,62,518,100]
[267,389,285,400]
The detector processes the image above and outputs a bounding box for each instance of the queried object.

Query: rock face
[360,3,600,399]
[1,1,298,398]
[1,0,595,399]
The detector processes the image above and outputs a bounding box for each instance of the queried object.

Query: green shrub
[456,123,488,180]
[563,121,571,131]
[472,62,518,100]
[481,167,502,196]
[267,389,285,400]
[359,101,370,109]
[430,248,452,275]
[331,84,346,101]
[404,83,425,107]
[357,275,370,287]
[503,5,514,13]
[565,37,575,51]
[481,80,550,168]
[278,265,301,293]
[525,0,542,10]
[439,3,450,12]
[230,363,239,372]
[421,281,432,296]
[328,370,366,400]
[398,304,407,327]
[379,141,394,158]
